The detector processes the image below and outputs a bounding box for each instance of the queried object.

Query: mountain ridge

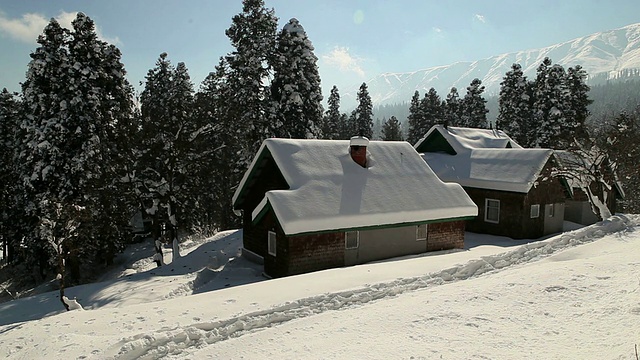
[342,22,640,109]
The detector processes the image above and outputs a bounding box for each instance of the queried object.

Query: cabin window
[416,224,427,241]
[484,199,500,223]
[548,204,555,217]
[530,204,540,218]
[268,231,277,256]
[345,231,359,249]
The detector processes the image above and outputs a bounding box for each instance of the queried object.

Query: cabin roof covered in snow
[232,138,477,236]
[422,148,556,193]
[414,125,522,154]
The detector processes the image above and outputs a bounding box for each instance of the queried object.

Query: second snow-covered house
[417,125,571,239]
[232,137,478,278]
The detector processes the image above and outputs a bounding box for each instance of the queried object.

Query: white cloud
[0,10,120,45]
[0,12,48,43]
[322,46,366,78]
[474,14,486,24]
[433,27,443,33]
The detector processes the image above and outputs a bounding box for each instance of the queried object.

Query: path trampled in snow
[103,215,637,359]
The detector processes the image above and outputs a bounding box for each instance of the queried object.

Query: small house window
[268,231,276,256]
[416,224,427,241]
[530,204,540,218]
[345,231,359,249]
[548,204,555,217]
[484,199,500,223]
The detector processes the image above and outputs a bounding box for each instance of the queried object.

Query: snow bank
[105,215,636,359]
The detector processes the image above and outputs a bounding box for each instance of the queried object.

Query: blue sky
[1,0,640,99]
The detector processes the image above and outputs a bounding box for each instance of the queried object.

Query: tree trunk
[58,252,69,311]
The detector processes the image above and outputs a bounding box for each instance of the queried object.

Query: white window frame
[416,224,427,241]
[548,203,555,217]
[345,231,359,249]
[268,231,277,256]
[530,204,540,218]
[484,198,500,224]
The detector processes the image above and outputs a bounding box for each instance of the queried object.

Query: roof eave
[282,215,477,237]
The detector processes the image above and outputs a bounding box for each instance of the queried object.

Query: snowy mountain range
[342,22,640,109]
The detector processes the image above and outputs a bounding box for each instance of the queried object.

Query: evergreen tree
[564,65,592,145]
[420,87,444,132]
[533,58,569,148]
[322,85,341,139]
[337,113,351,140]
[381,116,403,141]
[407,90,423,145]
[460,78,489,128]
[195,59,241,230]
[225,0,278,165]
[444,87,461,127]
[602,110,640,212]
[139,53,201,261]
[270,18,323,139]
[496,63,533,146]
[19,14,137,286]
[0,89,21,263]
[66,13,138,268]
[19,18,79,283]
[354,82,373,138]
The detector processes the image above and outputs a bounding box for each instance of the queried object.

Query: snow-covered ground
[1,215,639,359]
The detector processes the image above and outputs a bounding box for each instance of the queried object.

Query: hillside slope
[0,215,638,359]
[343,22,640,108]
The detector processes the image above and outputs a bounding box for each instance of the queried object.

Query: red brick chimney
[349,136,369,168]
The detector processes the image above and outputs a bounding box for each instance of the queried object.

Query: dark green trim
[251,199,271,225]
[416,130,457,155]
[559,177,574,199]
[232,147,274,210]
[285,216,476,237]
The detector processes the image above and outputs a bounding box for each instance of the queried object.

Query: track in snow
[104,215,636,360]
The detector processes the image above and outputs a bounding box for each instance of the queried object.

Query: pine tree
[19,14,137,286]
[139,53,200,261]
[225,0,278,165]
[407,90,423,145]
[19,18,74,281]
[444,87,461,127]
[195,58,241,230]
[66,13,138,268]
[0,89,21,263]
[602,110,640,212]
[322,85,342,139]
[381,116,403,141]
[460,78,489,128]
[496,63,533,146]
[564,65,592,146]
[533,58,569,148]
[270,18,323,139]
[354,82,373,138]
[420,88,444,132]
[337,113,351,140]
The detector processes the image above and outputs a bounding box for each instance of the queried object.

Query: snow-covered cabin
[414,125,522,154]
[232,137,478,278]
[418,125,570,239]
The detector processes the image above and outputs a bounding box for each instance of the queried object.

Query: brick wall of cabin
[284,233,345,277]
[427,221,465,251]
